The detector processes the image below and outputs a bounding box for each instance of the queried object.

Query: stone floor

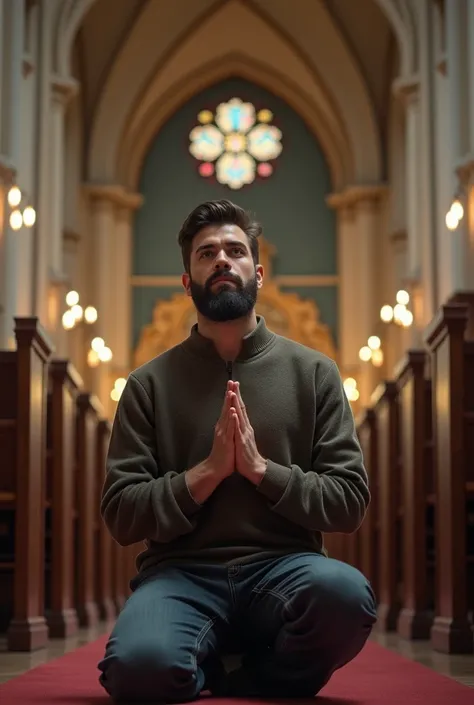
[0,621,473,689]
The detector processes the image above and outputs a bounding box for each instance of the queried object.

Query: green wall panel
[132,286,182,349]
[280,286,338,347]
[132,285,338,350]
[132,77,337,351]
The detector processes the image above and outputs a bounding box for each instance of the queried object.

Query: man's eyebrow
[195,240,247,253]
[195,243,214,253]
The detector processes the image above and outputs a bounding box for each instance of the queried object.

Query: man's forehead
[192,224,248,249]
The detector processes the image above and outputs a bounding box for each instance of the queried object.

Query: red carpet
[1,636,473,704]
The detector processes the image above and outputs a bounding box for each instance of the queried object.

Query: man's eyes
[200,248,245,258]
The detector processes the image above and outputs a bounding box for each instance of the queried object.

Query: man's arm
[255,361,370,534]
[101,373,212,546]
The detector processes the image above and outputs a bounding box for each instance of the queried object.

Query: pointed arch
[373,0,415,75]
[119,53,352,191]
[87,0,383,189]
[55,0,97,75]
[55,0,415,86]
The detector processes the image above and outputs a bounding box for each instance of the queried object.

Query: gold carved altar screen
[133,238,337,367]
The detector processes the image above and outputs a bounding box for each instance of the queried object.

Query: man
[98,200,377,703]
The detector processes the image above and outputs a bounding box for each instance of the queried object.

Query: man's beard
[189,271,258,322]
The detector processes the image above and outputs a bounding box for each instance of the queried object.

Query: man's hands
[186,380,267,504]
[207,380,267,484]
[185,386,236,504]
[229,381,267,486]
[207,384,236,480]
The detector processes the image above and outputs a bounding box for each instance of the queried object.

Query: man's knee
[302,559,377,627]
[99,637,200,703]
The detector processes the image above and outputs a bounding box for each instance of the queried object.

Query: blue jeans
[98,552,377,702]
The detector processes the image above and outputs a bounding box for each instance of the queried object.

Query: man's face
[182,224,263,322]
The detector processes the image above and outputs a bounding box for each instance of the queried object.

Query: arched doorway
[132,77,338,365]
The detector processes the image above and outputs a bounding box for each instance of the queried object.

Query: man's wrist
[185,461,224,504]
[246,456,268,486]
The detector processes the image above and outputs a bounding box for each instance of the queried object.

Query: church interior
[1,0,474,702]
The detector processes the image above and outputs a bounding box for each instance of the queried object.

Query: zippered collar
[181,315,276,362]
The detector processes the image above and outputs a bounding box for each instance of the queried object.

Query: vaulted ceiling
[74,0,396,132]
[70,0,404,187]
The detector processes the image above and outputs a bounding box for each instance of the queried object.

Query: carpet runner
[0,635,473,704]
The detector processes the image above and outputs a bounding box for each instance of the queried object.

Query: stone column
[62,228,83,374]
[0,165,16,349]
[446,0,474,292]
[0,0,23,161]
[392,75,425,345]
[403,80,421,283]
[112,196,143,379]
[50,77,78,274]
[469,0,474,152]
[433,13,453,305]
[353,187,386,406]
[0,0,24,349]
[86,185,142,417]
[47,76,79,357]
[385,230,409,372]
[447,0,469,159]
[32,0,54,329]
[416,0,438,322]
[87,188,115,414]
[328,186,386,407]
[326,196,359,378]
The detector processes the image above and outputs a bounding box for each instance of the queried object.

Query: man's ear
[256,264,264,289]
[182,272,192,296]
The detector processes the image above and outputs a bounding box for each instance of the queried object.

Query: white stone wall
[0,0,473,415]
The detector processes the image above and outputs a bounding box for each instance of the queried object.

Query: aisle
[1,632,474,705]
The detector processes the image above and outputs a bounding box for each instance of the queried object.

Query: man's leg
[231,552,377,697]
[98,563,232,703]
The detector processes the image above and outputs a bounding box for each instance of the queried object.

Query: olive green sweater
[101,317,369,574]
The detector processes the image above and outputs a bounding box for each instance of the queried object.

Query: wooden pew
[45,360,82,638]
[357,408,379,596]
[95,419,116,621]
[395,350,434,640]
[110,536,126,614]
[322,531,346,564]
[424,301,474,653]
[371,381,402,631]
[0,318,53,650]
[464,339,474,627]
[75,393,102,627]
[110,536,127,614]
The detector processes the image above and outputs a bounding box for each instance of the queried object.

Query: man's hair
[177,200,262,273]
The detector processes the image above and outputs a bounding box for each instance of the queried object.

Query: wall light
[343,377,359,402]
[445,196,464,231]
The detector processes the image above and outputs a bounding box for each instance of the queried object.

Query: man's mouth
[212,277,236,285]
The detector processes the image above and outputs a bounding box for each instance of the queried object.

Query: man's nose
[214,251,231,269]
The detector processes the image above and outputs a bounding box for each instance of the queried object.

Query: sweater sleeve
[257,361,370,533]
[100,373,202,546]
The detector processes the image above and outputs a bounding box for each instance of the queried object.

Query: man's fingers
[235,383,249,423]
[219,382,245,430]
[219,389,232,422]
[228,407,237,436]
[231,391,245,428]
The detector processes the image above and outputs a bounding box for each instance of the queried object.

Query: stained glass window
[189,97,282,189]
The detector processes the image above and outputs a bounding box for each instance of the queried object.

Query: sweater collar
[182,315,275,361]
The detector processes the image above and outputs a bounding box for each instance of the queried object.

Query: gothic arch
[55,0,97,75]
[374,0,416,76]
[85,0,386,190]
[56,0,415,83]
[119,53,352,191]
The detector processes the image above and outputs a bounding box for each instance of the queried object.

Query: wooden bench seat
[0,318,53,651]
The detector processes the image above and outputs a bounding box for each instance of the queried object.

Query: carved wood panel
[134,238,337,367]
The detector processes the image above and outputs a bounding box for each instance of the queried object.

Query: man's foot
[210,667,320,699]
[209,666,263,698]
